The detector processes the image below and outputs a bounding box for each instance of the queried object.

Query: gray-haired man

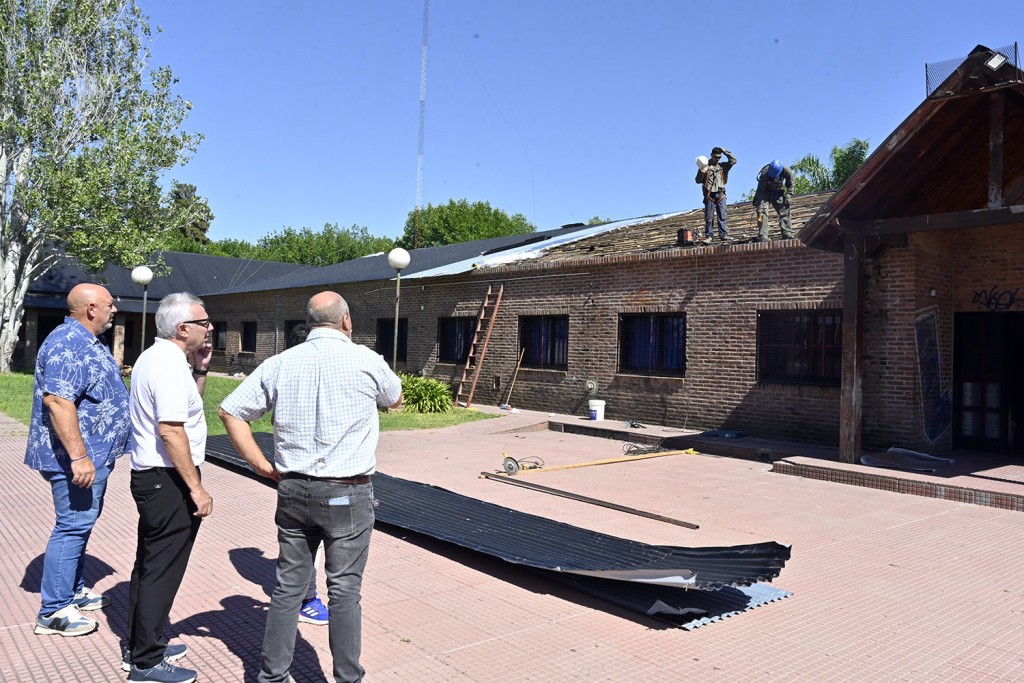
[124,292,213,683]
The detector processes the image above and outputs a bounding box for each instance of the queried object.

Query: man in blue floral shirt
[25,283,130,637]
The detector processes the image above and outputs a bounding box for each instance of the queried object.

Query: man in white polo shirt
[124,292,213,683]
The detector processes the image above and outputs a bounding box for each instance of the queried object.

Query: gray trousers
[756,194,793,239]
[259,477,374,683]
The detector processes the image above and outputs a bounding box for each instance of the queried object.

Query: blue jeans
[39,460,113,617]
[704,192,728,238]
[259,477,375,683]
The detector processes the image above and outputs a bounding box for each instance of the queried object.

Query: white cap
[695,155,708,170]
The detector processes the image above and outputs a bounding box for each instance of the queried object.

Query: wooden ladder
[455,284,504,408]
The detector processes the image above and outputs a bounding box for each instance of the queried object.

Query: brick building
[203,195,845,446]
[19,44,1023,461]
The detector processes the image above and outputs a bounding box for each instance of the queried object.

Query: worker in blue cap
[753,160,794,241]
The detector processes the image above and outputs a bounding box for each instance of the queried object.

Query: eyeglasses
[182,318,212,329]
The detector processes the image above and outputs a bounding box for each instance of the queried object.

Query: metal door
[953,312,1024,453]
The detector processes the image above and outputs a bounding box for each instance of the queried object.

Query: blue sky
[141,1,1023,243]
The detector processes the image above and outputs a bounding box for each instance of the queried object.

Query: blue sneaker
[128,659,196,683]
[299,597,328,625]
[122,642,189,672]
[73,587,110,611]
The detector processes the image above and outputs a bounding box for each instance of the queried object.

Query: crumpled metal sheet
[205,433,792,626]
[370,471,790,590]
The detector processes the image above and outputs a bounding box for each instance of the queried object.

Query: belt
[281,472,371,485]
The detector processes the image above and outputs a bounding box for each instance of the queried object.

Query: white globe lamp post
[131,265,154,354]
[386,248,411,370]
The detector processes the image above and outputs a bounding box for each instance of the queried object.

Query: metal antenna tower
[414,0,429,249]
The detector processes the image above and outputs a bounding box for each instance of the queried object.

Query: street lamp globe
[387,247,411,271]
[131,265,154,286]
[386,248,411,370]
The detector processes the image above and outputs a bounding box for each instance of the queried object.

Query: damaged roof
[404,192,834,278]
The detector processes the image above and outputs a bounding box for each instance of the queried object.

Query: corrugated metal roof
[28,250,309,311]
[201,223,602,295]
[206,434,790,592]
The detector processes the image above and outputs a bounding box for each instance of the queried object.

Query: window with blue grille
[757,310,842,385]
[618,313,686,376]
[519,316,568,369]
[437,317,475,363]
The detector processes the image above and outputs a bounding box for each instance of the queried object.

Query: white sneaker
[73,587,111,611]
[34,604,98,637]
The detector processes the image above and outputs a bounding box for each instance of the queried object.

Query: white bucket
[588,399,606,421]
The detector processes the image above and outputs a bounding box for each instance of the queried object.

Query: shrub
[399,373,454,413]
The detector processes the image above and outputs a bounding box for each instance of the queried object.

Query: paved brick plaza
[2,407,1022,681]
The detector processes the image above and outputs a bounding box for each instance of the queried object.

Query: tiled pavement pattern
[1,407,1022,681]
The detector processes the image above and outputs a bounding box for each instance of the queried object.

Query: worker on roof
[695,146,737,243]
[753,160,795,241]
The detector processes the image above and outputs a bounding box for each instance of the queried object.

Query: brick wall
[202,224,1024,451]
[206,243,847,445]
[859,224,1024,452]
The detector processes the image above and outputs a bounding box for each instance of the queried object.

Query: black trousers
[126,467,203,669]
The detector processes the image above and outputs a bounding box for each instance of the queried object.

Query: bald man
[220,291,402,683]
[26,283,130,637]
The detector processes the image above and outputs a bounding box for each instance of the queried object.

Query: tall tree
[791,138,870,194]
[397,199,535,249]
[168,181,214,244]
[0,0,200,371]
[255,224,394,266]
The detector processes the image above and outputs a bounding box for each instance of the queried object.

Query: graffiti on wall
[914,307,951,444]
[972,285,1020,311]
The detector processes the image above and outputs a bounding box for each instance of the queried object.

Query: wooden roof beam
[989,91,1005,208]
[1004,173,1024,205]
[838,205,1024,236]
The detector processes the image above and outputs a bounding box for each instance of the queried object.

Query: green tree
[168,181,214,244]
[397,199,535,249]
[255,224,395,266]
[791,138,870,194]
[0,0,200,371]
[587,215,612,225]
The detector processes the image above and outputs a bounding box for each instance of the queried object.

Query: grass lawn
[0,371,495,435]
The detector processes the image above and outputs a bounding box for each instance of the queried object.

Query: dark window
[619,313,687,376]
[284,320,307,348]
[376,318,408,362]
[37,315,64,347]
[437,317,475,363]
[212,321,227,350]
[757,310,842,385]
[241,321,257,353]
[519,316,568,369]
[124,318,136,348]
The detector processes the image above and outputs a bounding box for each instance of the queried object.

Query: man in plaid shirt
[219,291,402,683]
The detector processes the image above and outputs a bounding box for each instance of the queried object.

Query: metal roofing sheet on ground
[206,434,792,627]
